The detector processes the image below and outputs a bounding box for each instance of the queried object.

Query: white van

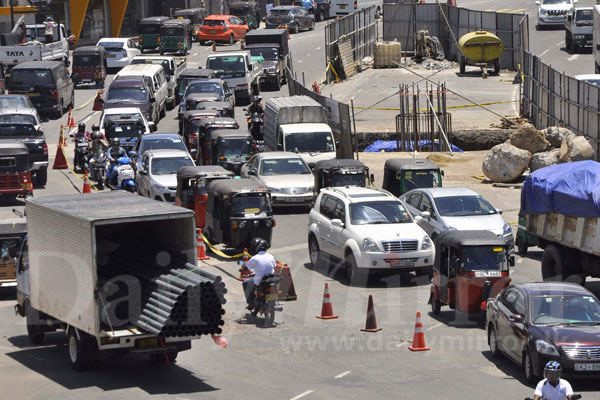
[330,0,381,17]
[115,64,169,120]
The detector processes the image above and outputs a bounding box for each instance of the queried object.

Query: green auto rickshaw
[139,16,170,53]
[160,19,192,56]
[382,158,443,197]
[173,8,208,41]
[229,2,261,30]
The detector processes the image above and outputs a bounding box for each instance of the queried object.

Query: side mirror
[508,314,524,323]
[248,169,257,176]
[414,216,423,222]
[331,218,344,228]
[496,208,503,215]
[247,64,252,72]
[421,211,431,219]
[148,121,157,132]
[335,140,340,147]
[69,133,74,137]
[508,255,515,267]
[225,92,232,98]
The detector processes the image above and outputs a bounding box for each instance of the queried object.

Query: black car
[313,0,331,22]
[7,61,75,119]
[486,282,600,383]
[266,6,315,33]
[104,78,159,125]
[0,122,48,186]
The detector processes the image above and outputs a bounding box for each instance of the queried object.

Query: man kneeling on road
[242,238,275,307]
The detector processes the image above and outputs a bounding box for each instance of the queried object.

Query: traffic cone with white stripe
[67,107,76,128]
[197,228,210,261]
[236,249,252,281]
[82,170,91,193]
[408,311,430,351]
[360,294,381,332]
[316,282,338,319]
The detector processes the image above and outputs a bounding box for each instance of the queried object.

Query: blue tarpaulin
[521,160,600,218]
[364,140,463,153]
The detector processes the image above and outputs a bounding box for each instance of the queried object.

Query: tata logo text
[6,51,24,57]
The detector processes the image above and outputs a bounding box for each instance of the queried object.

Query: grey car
[266,6,315,33]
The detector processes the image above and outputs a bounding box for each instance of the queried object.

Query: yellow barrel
[458,30,504,62]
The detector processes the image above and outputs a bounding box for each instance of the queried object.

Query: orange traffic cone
[82,170,91,193]
[408,311,430,351]
[236,249,253,281]
[212,42,216,51]
[67,107,76,128]
[360,295,381,332]
[92,90,104,111]
[52,126,68,170]
[316,282,338,319]
[197,228,210,261]
[274,261,297,301]
[57,124,65,147]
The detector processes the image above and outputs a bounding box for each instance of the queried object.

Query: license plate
[265,293,278,301]
[389,259,415,267]
[275,19,282,23]
[107,54,116,58]
[474,271,502,278]
[340,4,346,8]
[210,30,216,34]
[138,338,158,349]
[575,363,600,371]
[26,93,39,97]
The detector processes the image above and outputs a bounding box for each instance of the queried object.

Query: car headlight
[444,226,457,231]
[152,183,166,192]
[363,238,380,252]
[574,34,585,39]
[503,223,512,236]
[421,235,432,250]
[536,340,560,356]
[268,187,282,193]
[539,9,546,15]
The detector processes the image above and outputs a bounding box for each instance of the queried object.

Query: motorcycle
[106,156,136,193]
[246,271,283,327]
[89,153,107,190]
[70,134,90,172]
[247,112,263,141]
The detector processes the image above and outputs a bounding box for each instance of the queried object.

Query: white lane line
[567,54,580,61]
[316,47,321,50]
[334,371,351,379]
[290,390,314,400]
[395,342,407,348]
[298,60,303,63]
[539,49,549,57]
[307,53,311,56]
[555,41,564,46]
[192,52,199,56]
[426,322,443,331]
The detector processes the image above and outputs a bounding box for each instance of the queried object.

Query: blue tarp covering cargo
[365,140,463,153]
[521,160,600,218]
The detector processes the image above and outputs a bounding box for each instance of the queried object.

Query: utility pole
[9,0,19,29]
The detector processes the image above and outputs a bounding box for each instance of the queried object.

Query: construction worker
[242,238,275,306]
[44,17,56,43]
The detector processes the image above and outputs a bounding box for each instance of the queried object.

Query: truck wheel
[493,59,500,75]
[26,304,45,345]
[150,351,178,363]
[516,236,528,256]
[431,294,441,315]
[67,329,98,371]
[541,244,565,281]
[35,169,47,187]
[459,55,466,74]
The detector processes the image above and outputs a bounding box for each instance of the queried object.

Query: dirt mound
[427,153,456,164]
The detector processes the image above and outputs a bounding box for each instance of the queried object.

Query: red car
[198,15,249,45]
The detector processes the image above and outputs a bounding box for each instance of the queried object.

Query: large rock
[543,126,575,148]
[559,135,594,162]
[530,149,560,172]
[482,142,532,182]
[509,124,550,153]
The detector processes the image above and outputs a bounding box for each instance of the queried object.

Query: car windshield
[132,59,172,75]
[106,87,148,103]
[203,19,226,27]
[350,201,412,225]
[0,124,39,137]
[461,246,507,271]
[206,56,246,73]
[260,158,310,176]
[217,138,250,156]
[232,194,272,213]
[74,55,102,67]
[106,123,144,139]
[541,0,572,3]
[0,96,28,109]
[140,137,186,154]
[575,9,593,24]
[151,157,194,175]
[270,10,292,17]
[531,295,600,325]
[230,6,250,15]
[10,69,53,86]
[285,131,334,153]
[161,27,184,36]
[186,82,224,96]
[403,169,440,192]
[249,47,279,60]
[0,114,37,125]
[330,173,367,187]
[139,24,161,34]
[434,195,497,217]
[98,41,124,49]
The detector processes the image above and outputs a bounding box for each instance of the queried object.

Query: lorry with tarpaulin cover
[517,160,600,285]
[15,192,227,370]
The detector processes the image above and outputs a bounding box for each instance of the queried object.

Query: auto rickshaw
[159,19,192,56]
[175,165,234,228]
[195,117,240,163]
[139,16,170,53]
[203,179,274,250]
[194,100,234,118]
[382,158,443,197]
[173,8,208,41]
[0,142,33,199]
[203,129,254,175]
[176,68,215,103]
[0,216,26,289]
[313,159,371,199]
[71,46,107,88]
[429,230,514,319]
[229,2,261,30]
[181,110,219,153]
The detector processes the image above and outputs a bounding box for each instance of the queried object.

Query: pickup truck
[0,24,70,68]
[131,55,186,109]
[205,50,261,106]
[244,29,289,90]
[565,7,593,53]
[0,122,48,186]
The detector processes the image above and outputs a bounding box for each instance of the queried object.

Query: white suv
[308,187,434,284]
[535,0,576,29]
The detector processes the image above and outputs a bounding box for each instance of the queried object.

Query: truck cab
[278,123,336,167]
[205,51,261,106]
[565,7,593,53]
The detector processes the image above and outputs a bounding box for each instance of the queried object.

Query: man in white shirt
[534,361,574,400]
[242,238,275,305]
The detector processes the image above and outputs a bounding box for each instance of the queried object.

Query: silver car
[400,187,514,249]
[240,151,314,206]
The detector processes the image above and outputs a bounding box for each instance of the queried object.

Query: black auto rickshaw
[229,2,261,30]
[176,68,215,103]
[0,142,33,199]
[71,46,107,88]
[160,19,192,55]
[0,216,27,289]
[195,117,239,163]
[173,8,208,41]
[139,16,170,53]
[203,129,253,175]
[313,159,371,199]
[175,165,234,229]
[204,179,274,250]
[429,230,514,319]
[382,158,443,197]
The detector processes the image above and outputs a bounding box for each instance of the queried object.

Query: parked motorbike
[106,156,136,192]
[71,135,90,172]
[89,153,107,190]
[247,112,263,141]
[252,139,264,153]
[247,272,282,327]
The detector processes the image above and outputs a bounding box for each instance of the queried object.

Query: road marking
[192,52,199,56]
[539,49,549,57]
[510,8,526,13]
[484,9,494,11]
[567,54,580,61]
[298,60,303,63]
[426,322,443,331]
[290,390,314,400]
[395,342,407,348]
[307,53,311,56]
[334,371,351,379]
[316,47,321,50]
[555,41,564,46]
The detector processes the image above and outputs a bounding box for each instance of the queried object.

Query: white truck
[15,192,227,370]
[205,50,261,105]
[593,5,600,73]
[565,7,593,53]
[131,55,187,109]
[0,24,70,67]
[263,95,337,167]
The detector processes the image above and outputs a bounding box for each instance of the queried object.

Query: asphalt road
[0,21,599,400]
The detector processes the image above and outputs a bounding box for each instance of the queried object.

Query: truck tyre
[431,294,441,315]
[26,304,45,345]
[565,32,572,51]
[516,236,528,256]
[459,55,466,74]
[541,244,565,281]
[35,169,48,187]
[67,329,98,371]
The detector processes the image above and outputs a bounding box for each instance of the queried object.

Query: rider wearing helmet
[242,237,275,305]
[75,122,90,139]
[247,95,264,117]
[106,137,127,186]
[534,361,573,400]
[89,124,108,162]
